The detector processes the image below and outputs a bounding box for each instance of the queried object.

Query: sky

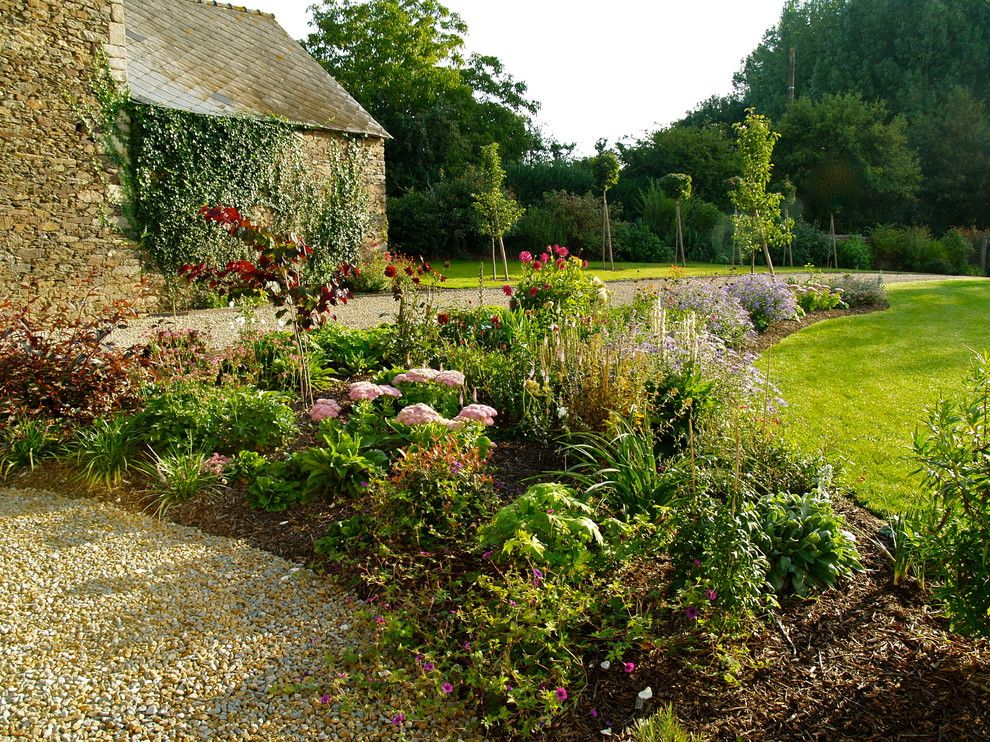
[248,0,787,155]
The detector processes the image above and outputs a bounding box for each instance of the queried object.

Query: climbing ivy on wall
[86,57,374,278]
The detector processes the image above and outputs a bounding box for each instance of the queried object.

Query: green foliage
[138,384,296,455]
[658,173,692,202]
[292,429,388,500]
[512,190,614,257]
[775,94,921,230]
[124,105,372,274]
[730,110,794,270]
[248,332,333,393]
[305,0,539,195]
[837,236,872,270]
[0,418,56,477]
[870,225,974,275]
[472,143,525,241]
[631,705,701,742]
[480,483,605,573]
[589,150,621,194]
[755,490,863,596]
[228,450,304,513]
[912,351,990,635]
[512,253,605,323]
[792,281,845,313]
[71,416,137,488]
[615,220,674,263]
[505,159,595,205]
[822,273,886,308]
[386,170,484,258]
[556,418,680,518]
[139,446,218,518]
[309,323,398,377]
[636,181,725,261]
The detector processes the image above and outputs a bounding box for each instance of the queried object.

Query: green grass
[763,279,990,514]
[438,259,820,289]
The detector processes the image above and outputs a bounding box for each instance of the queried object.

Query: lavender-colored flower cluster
[653,281,754,347]
[724,274,800,332]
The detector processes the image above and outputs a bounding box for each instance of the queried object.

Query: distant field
[764,279,990,514]
[437,258,823,289]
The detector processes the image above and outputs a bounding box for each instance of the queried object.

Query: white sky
[249,0,787,155]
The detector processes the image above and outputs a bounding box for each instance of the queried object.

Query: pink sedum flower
[455,404,498,426]
[202,452,230,476]
[391,373,409,384]
[348,381,383,401]
[309,398,342,422]
[378,384,403,398]
[435,370,465,387]
[396,403,446,426]
[403,367,440,384]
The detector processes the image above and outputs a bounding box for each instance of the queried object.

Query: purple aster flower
[423,662,435,672]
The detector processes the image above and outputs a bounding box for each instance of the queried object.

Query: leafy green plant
[310,322,398,377]
[755,491,863,596]
[248,332,333,392]
[631,705,702,742]
[139,445,218,518]
[877,511,926,587]
[912,351,990,635]
[791,280,845,313]
[70,416,137,487]
[0,418,56,477]
[227,450,304,513]
[556,418,680,518]
[479,483,605,573]
[292,429,388,500]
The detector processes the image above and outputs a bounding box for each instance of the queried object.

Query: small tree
[781,178,797,267]
[590,141,621,270]
[730,110,793,275]
[659,173,692,265]
[472,143,524,281]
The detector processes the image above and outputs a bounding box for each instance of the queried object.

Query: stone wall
[297,130,389,258]
[0,0,156,311]
[0,1,389,314]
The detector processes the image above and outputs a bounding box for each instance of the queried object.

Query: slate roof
[121,0,390,138]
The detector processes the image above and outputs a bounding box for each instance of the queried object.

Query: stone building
[0,0,389,311]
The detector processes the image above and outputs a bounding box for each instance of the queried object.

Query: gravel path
[108,271,979,349]
[0,488,452,740]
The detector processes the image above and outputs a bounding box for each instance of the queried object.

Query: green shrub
[1,418,56,477]
[791,280,845,313]
[823,273,887,307]
[437,306,513,350]
[435,342,529,430]
[228,450,303,512]
[912,351,990,635]
[755,490,863,596]
[292,428,388,500]
[837,235,872,269]
[504,160,596,205]
[247,332,332,392]
[71,416,137,487]
[480,483,605,573]
[615,220,674,263]
[138,383,296,455]
[140,446,219,517]
[511,190,609,257]
[309,323,398,377]
[938,228,976,275]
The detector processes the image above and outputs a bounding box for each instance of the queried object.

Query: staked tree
[590,142,621,270]
[730,110,794,276]
[472,143,524,281]
[658,173,693,265]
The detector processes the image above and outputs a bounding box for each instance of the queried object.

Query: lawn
[764,278,990,514]
[438,258,822,288]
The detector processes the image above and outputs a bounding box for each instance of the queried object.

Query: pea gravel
[0,488,450,740]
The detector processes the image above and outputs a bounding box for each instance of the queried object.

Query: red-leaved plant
[180,205,356,404]
[0,282,145,430]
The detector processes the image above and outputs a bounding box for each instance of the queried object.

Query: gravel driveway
[0,488,460,740]
[108,271,978,349]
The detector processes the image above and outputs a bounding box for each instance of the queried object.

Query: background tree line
[305,0,989,272]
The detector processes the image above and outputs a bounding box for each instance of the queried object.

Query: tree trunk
[604,191,615,270]
[753,208,775,275]
[491,237,497,281]
[498,234,510,282]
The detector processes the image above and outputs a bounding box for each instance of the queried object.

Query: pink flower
[202,452,230,476]
[320,693,331,704]
[540,252,550,263]
[309,398,342,422]
[455,404,498,426]
[441,681,454,694]
[554,245,569,257]
[396,403,445,426]
[685,606,700,620]
[706,588,717,602]
[403,367,440,384]
[391,373,409,384]
[519,251,533,263]
[532,260,543,270]
[555,687,568,701]
[348,381,383,401]
[502,284,514,296]
[556,259,567,270]
[435,370,465,387]
[378,384,403,398]
[391,713,405,726]
[623,662,635,673]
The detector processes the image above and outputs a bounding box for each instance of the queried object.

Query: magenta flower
[502,284,514,296]
[554,245,569,257]
[423,662,435,672]
[320,693,331,704]
[692,558,702,568]
[391,713,405,725]
[374,615,385,625]
[532,567,544,586]
[706,588,717,601]
[554,687,568,701]
[463,642,471,651]
[623,662,635,673]
[519,251,533,263]
[441,681,454,694]
[685,606,700,620]
[591,709,599,718]
[481,549,493,560]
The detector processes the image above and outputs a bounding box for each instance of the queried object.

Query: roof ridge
[185,0,275,20]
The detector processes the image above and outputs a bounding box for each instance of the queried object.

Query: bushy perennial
[724,274,800,331]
